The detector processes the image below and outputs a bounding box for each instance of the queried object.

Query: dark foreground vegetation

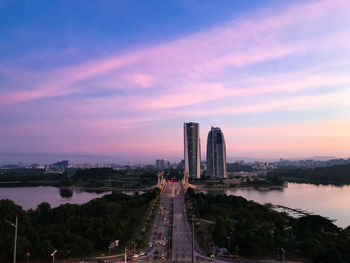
[186,188,350,263]
[0,189,160,262]
[268,164,350,185]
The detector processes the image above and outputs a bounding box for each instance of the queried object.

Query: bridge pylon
[181,171,197,191]
[157,171,165,189]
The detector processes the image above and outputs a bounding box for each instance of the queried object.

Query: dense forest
[226,163,254,172]
[186,188,350,263]
[0,168,158,188]
[0,189,160,262]
[268,164,350,185]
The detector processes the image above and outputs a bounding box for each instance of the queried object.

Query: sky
[1,0,350,164]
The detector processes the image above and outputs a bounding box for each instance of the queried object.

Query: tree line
[268,164,350,185]
[0,167,158,188]
[186,188,350,262]
[0,189,159,262]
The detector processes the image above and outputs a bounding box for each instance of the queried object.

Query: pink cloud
[224,120,350,158]
[2,0,350,159]
[125,74,155,88]
[1,0,350,107]
[172,89,350,117]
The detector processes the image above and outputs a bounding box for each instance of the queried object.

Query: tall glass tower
[206,127,227,178]
[184,122,201,179]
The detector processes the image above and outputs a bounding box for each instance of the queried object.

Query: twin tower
[184,122,227,179]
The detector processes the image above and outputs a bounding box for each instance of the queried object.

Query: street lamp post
[281,248,285,263]
[51,250,57,263]
[25,252,30,263]
[226,236,230,255]
[192,215,195,263]
[6,216,18,263]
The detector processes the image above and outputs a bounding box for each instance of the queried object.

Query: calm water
[199,183,350,229]
[1,184,350,228]
[0,187,111,210]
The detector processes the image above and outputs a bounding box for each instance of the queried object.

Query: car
[153,231,157,234]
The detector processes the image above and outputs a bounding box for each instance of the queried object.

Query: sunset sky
[1,0,350,163]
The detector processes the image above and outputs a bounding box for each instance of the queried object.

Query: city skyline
[1,0,350,161]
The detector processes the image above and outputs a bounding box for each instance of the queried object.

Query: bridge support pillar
[157,171,165,189]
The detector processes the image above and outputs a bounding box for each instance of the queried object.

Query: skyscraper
[206,127,227,178]
[184,122,201,179]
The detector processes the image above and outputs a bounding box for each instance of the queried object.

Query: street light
[191,215,195,263]
[25,252,30,263]
[281,248,285,263]
[51,250,57,263]
[5,216,18,263]
[226,236,230,255]
[124,246,128,263]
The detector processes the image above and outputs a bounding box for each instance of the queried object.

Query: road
[172,182,192,261]
[138,181,193,261]
[147,182,173,260]
[107,181,278,263]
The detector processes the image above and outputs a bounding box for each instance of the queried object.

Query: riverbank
[194,183,350,229]
[0,189,160,262]
[195,184,287,191]
[185,187,348,263]
[0,180,156,190]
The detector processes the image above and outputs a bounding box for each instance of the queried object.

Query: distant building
[206,127,227,178]
[156,159,169,169]
[178,159,185,169]
[54,160,69,169]
[46,160,69,174]
[184,122,201,179]
[144,165,154,170]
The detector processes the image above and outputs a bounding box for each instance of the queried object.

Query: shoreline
[194,184,287,191]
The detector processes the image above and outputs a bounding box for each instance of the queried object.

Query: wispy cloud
[224,119,350,158]
[1,0,350,158]
[2,0,350,105]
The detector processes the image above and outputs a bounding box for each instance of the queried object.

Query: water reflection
[121,190,145,196]
[59,188,73,198]
[0,186,112,210]
[198,183,350,228]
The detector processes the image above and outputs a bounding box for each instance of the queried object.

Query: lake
[1,183,350,228]
[198,183,350,228]
[0,186,112,210]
